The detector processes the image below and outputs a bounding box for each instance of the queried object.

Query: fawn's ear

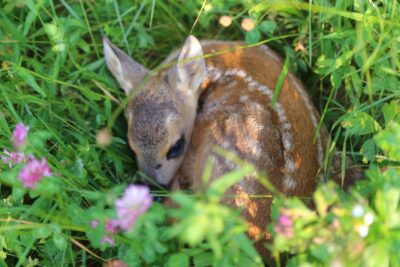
[174,35,206,95]
[103,37,148,95]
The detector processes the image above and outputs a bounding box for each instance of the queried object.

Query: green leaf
[52,234,67,250]
[12,186,26,203]
[315,51,353,75]
[32,227,51,239]
[382,101,400,126]
[207,165,254,200]
[3,2,15,13]
[341,111,381,136]
[135,24,155,48]
[181,211,209,246]
[118,244,142,266]
[351,70,362,94]
[315,56,333,75]
[23,7,37,36]
[334,50,353,69]
[245,29,261,44]
[236,257,262,267]
[166,253,189,267]
[374,189,399,225]
[363,240,390,267]
[313,183,338,217]
[65,204,86,225]
[374,122,400,161]
[15,67,47,97]
[331,67,345,89]
[193,252,214,267]
[232,234,263,265]
[361,139,376,163]
[258,20,277,34]
[142,241,156,263]
[32,177,60,198]
[313,189,328,217]
[153,241,167,254]
[310,244,331,262]
[28,130,52,151]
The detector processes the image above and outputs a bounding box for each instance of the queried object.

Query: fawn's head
[103,35,206,186]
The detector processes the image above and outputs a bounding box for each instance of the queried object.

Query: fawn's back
[175,41,327,193]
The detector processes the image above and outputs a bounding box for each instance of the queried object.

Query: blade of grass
[79,0,100,58]
[271,50,290,108]
[113,0,130,54]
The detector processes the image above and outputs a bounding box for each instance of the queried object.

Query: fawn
[103,35,358,258]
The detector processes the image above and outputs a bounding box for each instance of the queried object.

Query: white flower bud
[357,224,369,237]
[352,204,364,218]
[364,213,374,225]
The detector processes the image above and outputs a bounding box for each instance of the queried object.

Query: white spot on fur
[207,67,223,82]
[221,140,232,150]
[240,95,249,102]
[248,81,259,89]
[286,159,295,172]
[224,68,247,79]
[282,122,291,131]
[245,114,265,132]
[248,140,262,158]
[283,176,296,190]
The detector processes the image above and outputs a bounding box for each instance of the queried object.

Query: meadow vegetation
[0,0,399,266]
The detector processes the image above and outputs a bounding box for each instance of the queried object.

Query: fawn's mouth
[139,171,171,189]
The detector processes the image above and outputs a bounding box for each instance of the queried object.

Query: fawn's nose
[139,163,167,185]
[139,170,171,191]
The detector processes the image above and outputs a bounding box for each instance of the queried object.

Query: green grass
[1,0,400,266]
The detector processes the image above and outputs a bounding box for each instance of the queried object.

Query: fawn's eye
[167,135,185,160]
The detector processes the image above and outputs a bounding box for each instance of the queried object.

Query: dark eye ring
[167,135,185,160]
